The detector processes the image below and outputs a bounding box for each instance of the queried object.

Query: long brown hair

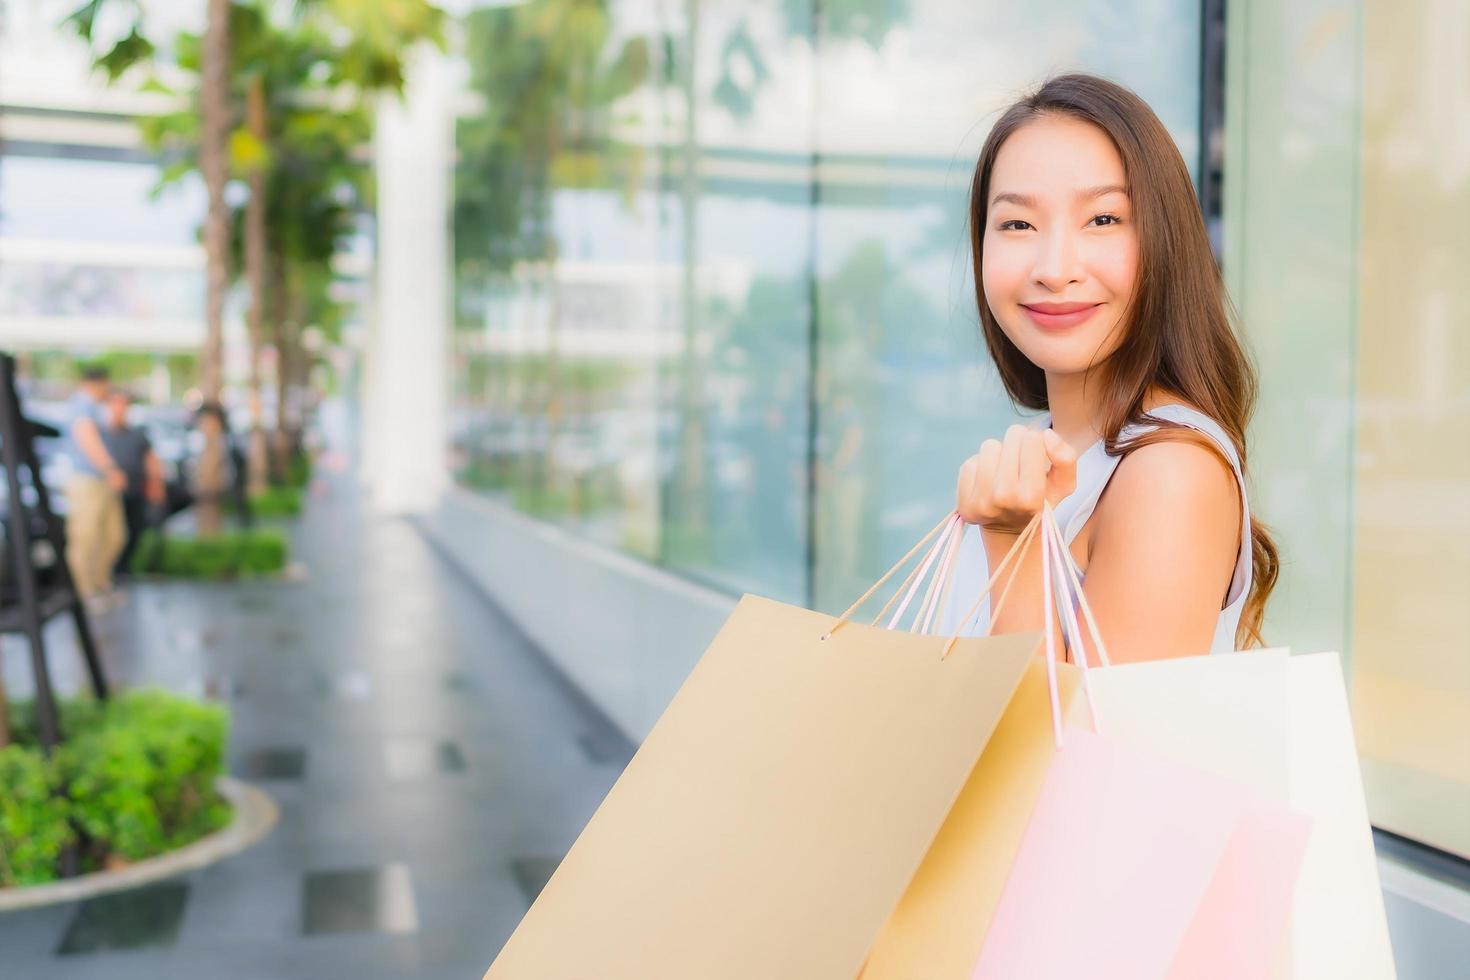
[968,72,1279,647]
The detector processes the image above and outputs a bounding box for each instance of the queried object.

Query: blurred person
[945,73,1279,661]
[61,365,127,609]
[188,402,251,525]
[100,389,166,576]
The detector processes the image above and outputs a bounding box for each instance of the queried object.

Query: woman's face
[981,114,1139,378]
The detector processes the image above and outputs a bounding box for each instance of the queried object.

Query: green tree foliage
[454,0,651,296]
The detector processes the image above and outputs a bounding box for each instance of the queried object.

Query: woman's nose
[1032,230,1082,290]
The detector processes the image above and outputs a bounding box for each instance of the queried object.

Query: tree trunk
[0,673,10,749]
[284,277,309,461]
[244,73,271,498]
[196,0,232,535]
[270,247,292,483]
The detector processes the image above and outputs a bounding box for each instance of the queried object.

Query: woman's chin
[1011,339,1115,378]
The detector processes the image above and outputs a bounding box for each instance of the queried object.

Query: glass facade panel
[450,2,676,560]
[656,3,816,602]
[1224,0,1362,663]
[1350,0,1470,859]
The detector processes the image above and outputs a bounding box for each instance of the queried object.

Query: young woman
[942,72,1279,663]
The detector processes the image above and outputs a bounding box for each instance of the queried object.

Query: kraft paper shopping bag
[482,594,1043,980]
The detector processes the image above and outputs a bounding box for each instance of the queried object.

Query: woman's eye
[997,219,1031,231]
[1090,213,1122,226]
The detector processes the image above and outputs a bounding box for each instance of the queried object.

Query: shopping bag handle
[945,504,1100,745]
[1037,502,1103,742]
[823,505,1107,746]
[932,505,1110,661]
[823,509,1054,641]
[820,511,962,641]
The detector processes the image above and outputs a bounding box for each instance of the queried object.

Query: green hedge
[130,530,289,579]
[223,485,303,520]
[0,746,72,885]
[285,452,312,489]
[248,485,303,518]
[0,691,231,887]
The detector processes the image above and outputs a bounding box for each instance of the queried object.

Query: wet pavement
[0,476,634,979]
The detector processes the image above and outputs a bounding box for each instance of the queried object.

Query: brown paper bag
[483,594,1045,980]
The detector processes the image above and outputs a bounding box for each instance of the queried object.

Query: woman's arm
[1069,440,1241,662]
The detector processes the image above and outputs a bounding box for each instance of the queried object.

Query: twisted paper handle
[824,505,1113,747]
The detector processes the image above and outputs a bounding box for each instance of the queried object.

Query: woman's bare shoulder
[1093,437,1240,555]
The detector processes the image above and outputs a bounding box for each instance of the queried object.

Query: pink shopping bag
[969,725,1311,980]
[968,504,1312,980]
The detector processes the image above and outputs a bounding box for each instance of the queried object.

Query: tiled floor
[0,475,635,979]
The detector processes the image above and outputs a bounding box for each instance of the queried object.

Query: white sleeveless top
[936,404,1253,655]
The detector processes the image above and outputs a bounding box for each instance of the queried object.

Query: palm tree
[68,0,233,533]
[243,68,269,496]
[257,0,446,477]
[71,0,445,505]
[196,0,232,533]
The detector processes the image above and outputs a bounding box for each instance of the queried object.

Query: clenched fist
[956,424,1079,534]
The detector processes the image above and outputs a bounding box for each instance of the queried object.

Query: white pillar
[363,46,452,514]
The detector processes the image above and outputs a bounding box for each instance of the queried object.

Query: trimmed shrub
[223,485,303,520]
[248,485,303,518]
[0,745,74,886]
[0,690,232,885]
[59,691,231,866]
[130,530,289,579]
[285,452,312,489]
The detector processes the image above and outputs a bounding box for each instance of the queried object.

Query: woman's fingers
[958,425,1072,529]
[1041,428,1078,502]
[957,439,1001,521]
[974,438,1001,505]
[994,424,1026,505]
[1016,429,1046,506]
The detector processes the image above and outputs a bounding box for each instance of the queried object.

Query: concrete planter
[0,777,278,912]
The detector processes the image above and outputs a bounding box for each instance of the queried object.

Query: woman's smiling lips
[1019,301,1103,330]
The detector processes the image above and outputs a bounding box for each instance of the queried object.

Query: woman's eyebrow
[990,190,1037,208]
[990,184,1129,209]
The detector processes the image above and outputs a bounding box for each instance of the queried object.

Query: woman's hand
[956,425,1079,533]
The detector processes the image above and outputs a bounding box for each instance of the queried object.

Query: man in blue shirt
[63,365,127,606]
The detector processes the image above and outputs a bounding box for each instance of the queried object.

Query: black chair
[0,354,110,754]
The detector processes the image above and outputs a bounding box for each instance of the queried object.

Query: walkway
[0,475,634,979]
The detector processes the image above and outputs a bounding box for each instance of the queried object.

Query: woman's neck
[1044,370,1106,452]
[1045,372,1186,452]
